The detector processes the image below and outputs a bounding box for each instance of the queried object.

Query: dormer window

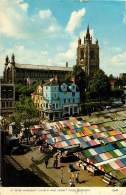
[61,83,67,92]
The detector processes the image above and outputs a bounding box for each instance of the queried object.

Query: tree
[88,69,111,100]
[108,74,115,80]
[15,81,40,100]
[73,65,87,102]
[9,97,39,135]
[116,179,126,187]
[110,88,124,99]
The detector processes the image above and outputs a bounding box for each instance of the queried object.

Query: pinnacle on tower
[86,25,90,39]
[5,55,9,65]
[96,39,99,45]
[78,37,81,45]
[11,53,15,64]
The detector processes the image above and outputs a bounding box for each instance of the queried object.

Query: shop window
[74,107,77,112]
[2,102,5,108]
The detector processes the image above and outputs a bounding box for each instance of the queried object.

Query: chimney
[66,61,68,68]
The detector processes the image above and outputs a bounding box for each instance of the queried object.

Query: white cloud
[47,24,59,33]
[110,51,126,65]
[66,8,86,33]
[0,44,49,67]
[111,47,122,53]
[0,0,60,39]
[80,0,88,2]
[100,47,126,76]
[0,0,30,38]
[58,39,77,62]
[17,0,29,12]
[39,9,52,19]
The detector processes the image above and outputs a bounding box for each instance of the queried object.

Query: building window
[80,49,84,60]
[46,103,48,108]
[9,102,12,107]
[74,107,77,113]
[52,104,55,109]
[64,98,66,103]
[56,104,58,108]
[6,102,8,107]
[2,102,5,108]
[72,92,75,96]
[64,107,69,112]
[73,98,75,103]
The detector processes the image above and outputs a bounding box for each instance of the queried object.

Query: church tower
[3,54,15,83]
[76,25,99,77]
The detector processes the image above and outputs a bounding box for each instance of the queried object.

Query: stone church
[3,26,99,85]
[76,25,99,77]
[3,55,72,84]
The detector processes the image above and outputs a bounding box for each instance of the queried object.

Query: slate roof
[15,63,73,72]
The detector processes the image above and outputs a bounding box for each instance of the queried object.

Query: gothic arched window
[90,50,95,60]
[7,67,12,82]
[80,49,84,60]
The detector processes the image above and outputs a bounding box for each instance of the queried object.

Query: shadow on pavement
[2,159,49,187]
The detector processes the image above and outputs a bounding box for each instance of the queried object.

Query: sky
[0,0,126,77]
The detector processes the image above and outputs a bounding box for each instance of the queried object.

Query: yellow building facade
[32,85,43,115]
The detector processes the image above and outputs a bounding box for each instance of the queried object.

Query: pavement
[10,107,126,187]
[12,147,108,187]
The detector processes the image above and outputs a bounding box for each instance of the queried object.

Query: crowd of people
[30,133,82,187]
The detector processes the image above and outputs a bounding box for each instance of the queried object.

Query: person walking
[55,154,58,168]
[69,177,72,187]
[57,153,61,168]
[75,171,80,184]
[31,157,35,163]
[61,167,64,184]
[71,174,76,187]
[45,158,49,168]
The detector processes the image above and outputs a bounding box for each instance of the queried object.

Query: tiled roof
[43,78,59,86]
[15,63,73,72]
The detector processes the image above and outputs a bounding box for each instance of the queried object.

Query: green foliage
[80,100,112,115]
[108,74,115,80]
[15,81,40,100]
[88,69,111,100]
[10,97,39,133]
[63,73,73,84]
[110,88,124,98]
[73,65,87,101]
[116,179,126,187]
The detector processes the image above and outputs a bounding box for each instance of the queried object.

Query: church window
[80,49,84,60]
[90,50,95,60]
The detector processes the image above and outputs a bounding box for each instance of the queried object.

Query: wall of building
[0,82,15,116]
[42,82,80,118]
